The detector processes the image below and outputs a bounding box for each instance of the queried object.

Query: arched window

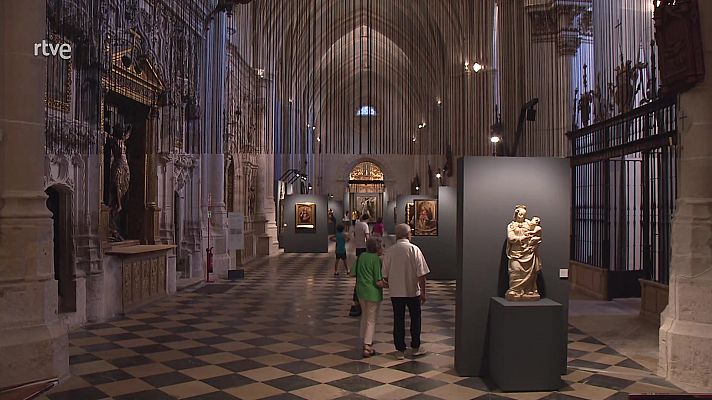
[356,105,377,117]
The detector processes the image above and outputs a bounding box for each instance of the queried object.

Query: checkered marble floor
[43,252,683,400]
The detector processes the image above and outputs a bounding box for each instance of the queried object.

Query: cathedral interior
[1,0,711,398]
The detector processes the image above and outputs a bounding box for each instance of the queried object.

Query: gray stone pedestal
[488,297,564,392]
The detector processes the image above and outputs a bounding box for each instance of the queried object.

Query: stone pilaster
[524,0,591,157]
[659,1,712,391]
[255,154,279,256]
[0,0,69,387]
[201,13,231,278]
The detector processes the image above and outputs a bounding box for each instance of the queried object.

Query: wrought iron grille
[568,97,677,285]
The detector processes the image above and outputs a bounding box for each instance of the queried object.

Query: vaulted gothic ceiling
[239,0,496,155]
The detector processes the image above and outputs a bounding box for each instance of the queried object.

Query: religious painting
[405,202,415,230]
[296,202,316,229]
[356,195,377,220]
[414,199,438,236]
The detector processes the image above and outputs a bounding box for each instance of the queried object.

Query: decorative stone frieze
[526,0,592,56]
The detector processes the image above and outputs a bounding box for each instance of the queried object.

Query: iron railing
[568,97,677,285]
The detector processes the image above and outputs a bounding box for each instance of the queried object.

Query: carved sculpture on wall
[613,59,647,114]
[106,122,132,241]
[653,0,705,95]
[505,205,543,301]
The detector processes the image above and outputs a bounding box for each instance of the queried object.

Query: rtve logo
[33,39,71,60]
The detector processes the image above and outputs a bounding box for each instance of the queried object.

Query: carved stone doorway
[45,185,76,313]
[103,94,149,242]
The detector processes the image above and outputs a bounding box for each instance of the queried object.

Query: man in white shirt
[383,223,430,359]
[353,213,370,257]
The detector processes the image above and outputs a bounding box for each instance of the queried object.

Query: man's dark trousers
[391,297,421,351]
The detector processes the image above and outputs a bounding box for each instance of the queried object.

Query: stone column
[0,0,69,387]
[201,13,230,278]
[255,153,279,255]
[659,2,712,392]
[524,0,591,157]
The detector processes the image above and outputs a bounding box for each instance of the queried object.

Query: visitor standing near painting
[350,238,386,358]
[383,223,430,360]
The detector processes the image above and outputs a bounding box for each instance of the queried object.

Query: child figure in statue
[505,205,543,301]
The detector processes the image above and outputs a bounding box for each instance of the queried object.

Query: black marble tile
[567,349,588,358]
[615,359,647,371]
[284,348,329,360]
[123,324,155,332]
[183,392,239,400]
[232,347,275,358]
[392,376,448,392]
[115,389,177,400]
[81,368,134,385]
[568,359,611,370]
[596,347,622,355]
[69,330,96,339]
[538,393,587,400]
[244,337,282,346]
[163,357,209,370]
[196,336,232,345]
[132,344,172,354]
[291,337,329,347]
[391,361,439,374]
[81,342,122,352]
[108,355,154,368]
[262,394,308,400]
[329,376,382,392]
[182,346,222,356]
[201,373,256,389]
[47,387,108,400]
[69,353,100,364]
[331,361,382,375]
[582,374,635,391]
[275,361,323,374]
[142,371,194,387]
[263,375,321,392]
[454,377,497,391]
[171,325,199,334]
[580,336,606,345]
[153,334,189,343]
[219,359,267,372]
[104,333,142,341]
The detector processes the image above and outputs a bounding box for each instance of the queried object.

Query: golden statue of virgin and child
[505,204,543,301]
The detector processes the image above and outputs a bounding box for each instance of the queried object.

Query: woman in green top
[351,238,386,357]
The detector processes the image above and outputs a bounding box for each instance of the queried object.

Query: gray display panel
[394,187,457,280]
[455,157,570,377]
[281,194,329,253]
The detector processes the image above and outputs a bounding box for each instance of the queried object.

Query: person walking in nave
[383,223,430,360]
[331,225,350,276]
[350,238,386,358]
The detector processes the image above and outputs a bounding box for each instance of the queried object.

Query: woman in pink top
[372,217,385,237]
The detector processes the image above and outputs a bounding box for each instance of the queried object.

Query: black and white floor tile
[43,251,682,400]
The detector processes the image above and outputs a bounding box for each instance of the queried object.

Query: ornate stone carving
[505,205,543,301]
[45,114,98,155]
[526,0,592,56]
[45,154,75,191]
[654,0,705,95]
[174,154,199,192]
